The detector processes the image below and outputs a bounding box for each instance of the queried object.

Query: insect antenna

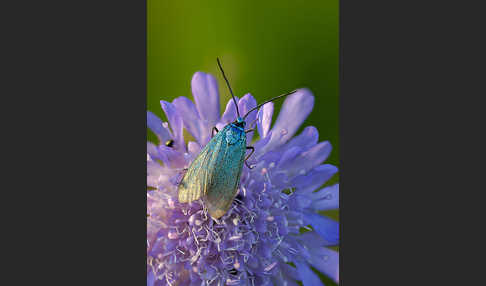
[216,58,240,118]
[242,89,297,120]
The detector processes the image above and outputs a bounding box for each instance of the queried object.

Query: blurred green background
[148,1,338,285]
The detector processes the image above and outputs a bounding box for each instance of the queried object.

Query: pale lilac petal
[282,126,319,152]
[187,141,201,157]
[253,130,273,159]
[311,184,339,211]
[173,96,208,145]
[147,142,161,161]
[147,111,171,143]
[277,146,302,169]
[158,145,186,169]
[191,72,220,125]
[304,211,339,245]
[147,270,156,286]
[161,100,184,151]
[272,172,291,189]
[279,141,332,178]
[273,271,300,286]
[289,193,313,209]
[219,97,239,126]
[238,93,257,142]
[264,89,314,152]
[238,93,257,119]
[256,102,274,139]
[298,231,337,247]
[295,261,324,286]
[293,164,339,193]
[147,161,170,188]
[280,263,301,280]
[309,247,339,284]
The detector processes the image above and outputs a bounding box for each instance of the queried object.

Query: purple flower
[147,72,339,286]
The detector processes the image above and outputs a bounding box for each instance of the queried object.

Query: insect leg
[244,128,255,133]
[244,160,254,169]
[245,146,255,160]
[245,146,255,169]
[211,127,219,138]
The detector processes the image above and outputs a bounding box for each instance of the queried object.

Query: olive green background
[148,1,339,285]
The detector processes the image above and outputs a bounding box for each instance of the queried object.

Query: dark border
[3,0,147,284]
[340,0,483,284]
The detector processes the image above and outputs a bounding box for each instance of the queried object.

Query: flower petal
[238,93,257,142]
[191,72,220,125]
[147,270,155,286]
[147,142,161,161]
[295,260,324,286]
[238,93,257,119]
[289,193,313,209]
[158,145,186,169]
[298,231,337,247]
[311,184,339,211]
[187,141,201,157]
[264,88,314,152]
[147,111,171,143]
[219,97,240,128]
[160,100,184,151]
[309,247,339,284]
[147,160,169,188]
[272,270,300,286]
[257,102,274,139]
[280,141,332,178]
[293,164,338,193]
[277,146,302,169]
[253,130,273,160]
[280,263,301,281]
[282,126,319,152]
[172,96,207,145]
[304,211,339,245]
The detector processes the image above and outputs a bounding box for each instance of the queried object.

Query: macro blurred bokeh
[148,1,339,284]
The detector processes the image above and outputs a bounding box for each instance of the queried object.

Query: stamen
[264,261,278,272]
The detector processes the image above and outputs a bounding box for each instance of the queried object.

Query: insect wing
[178,133,222,203]
[203,125,247,218]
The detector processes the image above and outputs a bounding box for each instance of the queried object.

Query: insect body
[178,118,247,218]
[177,58,295,219]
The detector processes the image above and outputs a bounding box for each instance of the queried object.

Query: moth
[178,58,296,219]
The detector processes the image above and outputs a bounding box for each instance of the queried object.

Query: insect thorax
[225,123,246,145]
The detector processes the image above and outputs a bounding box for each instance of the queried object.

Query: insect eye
[165,139,175,148]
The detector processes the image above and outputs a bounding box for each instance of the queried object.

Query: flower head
[147,72,339,286]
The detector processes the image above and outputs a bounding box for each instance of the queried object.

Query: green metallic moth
[178,58,295,219]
